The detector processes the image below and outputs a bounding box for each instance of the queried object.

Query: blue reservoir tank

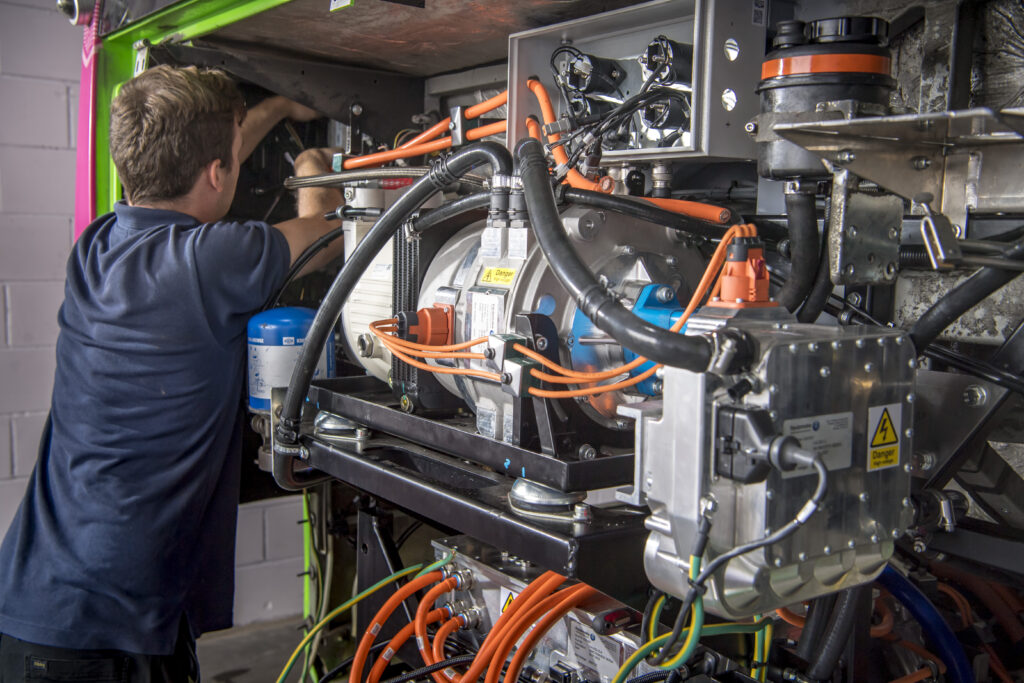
[247,307,335,413]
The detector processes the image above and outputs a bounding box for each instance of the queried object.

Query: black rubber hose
[777,191,819,312]
[276,142,512,459]
[517,137,732,373]
[806,586,866,681]
[795,593,838,664]
[909,239,1024,352]
[410,191,490,234]
[795,235,832,324]
[562,187,729,240]
[264,224,345,310]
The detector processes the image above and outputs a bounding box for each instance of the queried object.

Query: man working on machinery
[0,65,343,681]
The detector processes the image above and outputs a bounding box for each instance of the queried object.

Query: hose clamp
[428,154,459,189]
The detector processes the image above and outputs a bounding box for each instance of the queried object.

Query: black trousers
[0,619,198,683]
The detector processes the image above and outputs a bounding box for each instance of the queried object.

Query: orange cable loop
[367,608,448,683]
[524,116,543,141]
[776,606,806,628]
[485,585,576,683]
[349,571,444,683]
[432,616,465,666]
[380,338,502,382]
[414,577,462,683]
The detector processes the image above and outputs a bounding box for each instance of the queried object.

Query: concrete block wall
[0,0,303,629]
[0,0,80,536]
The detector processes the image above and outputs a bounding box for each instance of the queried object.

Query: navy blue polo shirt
[0,202,290,654]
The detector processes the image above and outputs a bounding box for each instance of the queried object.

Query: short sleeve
[191,220,291,344]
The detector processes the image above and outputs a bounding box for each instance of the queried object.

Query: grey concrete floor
[197,617,307,683]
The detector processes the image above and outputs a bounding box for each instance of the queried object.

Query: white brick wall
[0,1,303,631]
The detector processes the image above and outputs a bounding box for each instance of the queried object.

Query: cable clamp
[687,577,708,595]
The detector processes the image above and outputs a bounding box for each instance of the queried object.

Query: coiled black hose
[807,586,866,681]
[909,239,1024,352]
[517,137,748,372]
[561,188,728,240]
[274,142,512,487]
[795,593,838,664]
[777,191,820,312]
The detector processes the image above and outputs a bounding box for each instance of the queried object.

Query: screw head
[400,395,413,413]
[836,149,856,164]
[534,335,549,352]
[845,264,856,276]
[859,492,870,502]
[911,156,931,170]
[798,552,808,562]
[655,286,675,303]
[864,362,874,372]
[847,225,858,238]
[501,373,513,384]
[652,380,664,393]
[350,103,364,116]
[913,539,928,553]
[820,366,831,378]
[573,503,593,522]
[889,227,900,240]
[577,444,597,460]
[871,534,880,543]
[744,121,757,134]
[823,545,832,555]
[962,385,987,407]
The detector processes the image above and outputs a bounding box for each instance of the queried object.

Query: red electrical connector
[713,237,777,308]
[396,304,455,346]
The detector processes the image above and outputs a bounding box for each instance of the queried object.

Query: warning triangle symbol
[501,593,515,613]
[871,408,899,447]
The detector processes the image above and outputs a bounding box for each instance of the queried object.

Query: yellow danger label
[480,267,517,286]
[867,404,902,471]
[501,592,515,613]
[870,408,898,447]
[870,445,900,470]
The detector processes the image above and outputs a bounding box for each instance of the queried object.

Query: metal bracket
[828,169,904,285]
[920,209,964,270]
[775,107,1024,233]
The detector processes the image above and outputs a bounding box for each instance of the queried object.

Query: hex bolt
[655,286,675,303]
[534,335,549,352]
[916,452,936,471]
[344,187,357,202]
[911,156,931,170]
[652,380,664,393]
[835,149,856,164]
[666,255,678,267]
[484,348,496,360]
[912,539,928,553]
[400,395,414,413]
[622,245,636,256]
[744,121,758,135]
[502,372,513,385]
[847,292,863,307]
[962,384,987,407]
[578,443,597,460]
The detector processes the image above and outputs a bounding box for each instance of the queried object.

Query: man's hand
[240,96,323,163]
[293,148,334,177]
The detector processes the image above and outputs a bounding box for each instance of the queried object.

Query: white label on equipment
[567,618,623,677]
[782,411,853,477]
[508,228,530,261]
[248,345,328,403]
[468,289,505,370]
[867,403,902,471]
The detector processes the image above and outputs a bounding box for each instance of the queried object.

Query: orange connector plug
[396,304,455,346]
[713,237,777,309]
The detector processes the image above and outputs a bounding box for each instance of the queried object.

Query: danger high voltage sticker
[866,404,901,471]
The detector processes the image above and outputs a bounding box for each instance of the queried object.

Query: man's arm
[273,148,345,277]
[239,95,319,163]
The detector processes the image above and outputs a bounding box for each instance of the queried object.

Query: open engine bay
[101,0,1024,680]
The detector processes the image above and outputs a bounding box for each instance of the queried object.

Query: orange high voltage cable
[443,572,566,683]
[349,571,445,683]
[485,588,578,683]
[525,79,733,224]
[414,577,462,683]
[515,224,753,397]
[366,608,449,683]
[369,320,488,353]
[504,584,599,683]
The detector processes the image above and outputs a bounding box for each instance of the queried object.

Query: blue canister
[247,307,335,412]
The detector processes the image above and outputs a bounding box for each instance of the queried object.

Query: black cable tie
[687,578,708,595]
